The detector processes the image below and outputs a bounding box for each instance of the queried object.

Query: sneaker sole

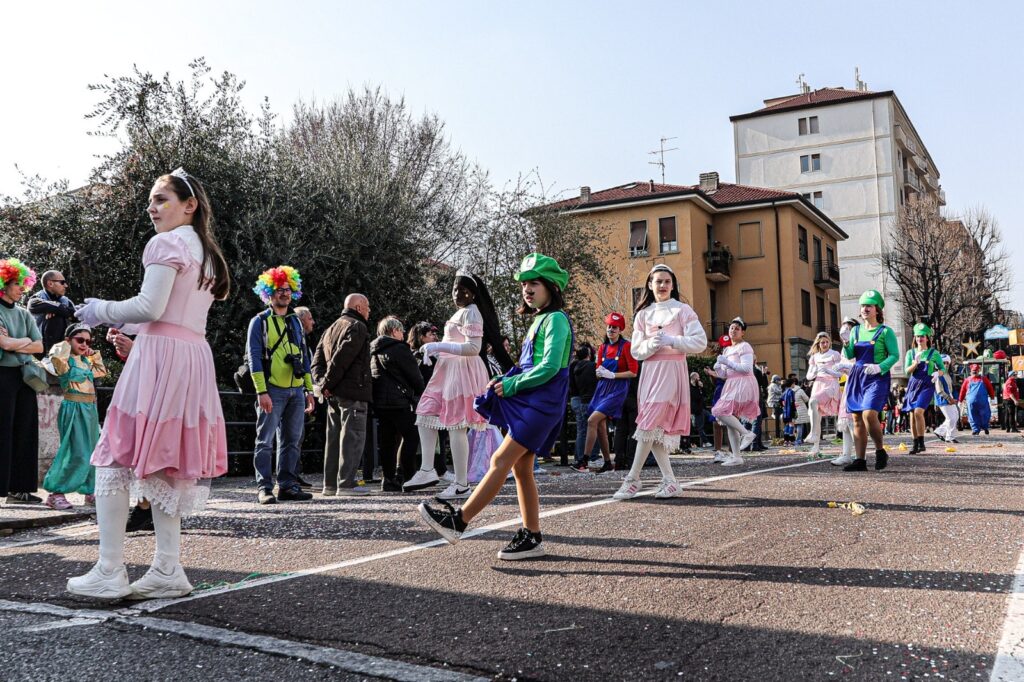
[498,545,547,561]
[654,489,681,499]
[127,585,193,600]
[612,490,640,500]
[720,460,744,467]
[417,503,461,545]
[66,581,133,600]
[435,489,472,501]
[403,479,440,492]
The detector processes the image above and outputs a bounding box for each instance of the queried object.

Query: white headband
[649,264,674,275]
[171,167,195,197]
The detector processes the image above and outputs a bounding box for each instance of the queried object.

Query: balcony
[895,124,919,155]
[708,321,731,343]
[704,246,732,282]
[938,188,946,206]
[813,259,840,289]
[903,168,922,193]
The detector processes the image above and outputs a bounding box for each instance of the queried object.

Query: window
[798,225,808,262]
[816,295,825,330]
[801,190,824,209]
[798,116,819,135]
[658,216,677,253]
[813,236,822,265]
[830,302,839,335]
[632,287,644,310]
[799,153,821,173]
[706,224,714,252]
[737,221,763,259]
[826,245,835,265]
[801,290,812,327]
[741,289,765,325]
[629,220,648,257]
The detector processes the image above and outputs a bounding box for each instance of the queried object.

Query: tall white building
[730,81,944,375]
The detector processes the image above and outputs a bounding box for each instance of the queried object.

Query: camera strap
[265,316,290,367]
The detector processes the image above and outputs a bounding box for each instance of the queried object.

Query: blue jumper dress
[903,348,938,411]
[845,325,892,413]
[588,339,630,419]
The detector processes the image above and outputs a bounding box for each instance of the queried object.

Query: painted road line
[129,458,827,614]
[991,540,1024,682]
[0,523,98,551]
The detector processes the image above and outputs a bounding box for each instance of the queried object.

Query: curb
[0,509,94,535]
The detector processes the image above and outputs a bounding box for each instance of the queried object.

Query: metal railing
[704,247,732,280]
[813,259,840,288]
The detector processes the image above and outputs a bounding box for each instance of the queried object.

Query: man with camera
[247,266,315,504]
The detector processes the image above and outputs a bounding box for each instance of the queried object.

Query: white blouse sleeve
[94,264,177,325]
[671,305,708,354]
[630,310,658,361]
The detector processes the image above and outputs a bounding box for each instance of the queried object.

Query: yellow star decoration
[962,338,981,357]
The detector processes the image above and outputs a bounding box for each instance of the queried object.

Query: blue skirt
[708,380,725,423]
[475,368,570,456]
[845,365,891,413]
[589,378,628,419]
[903,375,935,411]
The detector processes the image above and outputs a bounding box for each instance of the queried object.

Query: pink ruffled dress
[632,300,706,450]
[711,342,761,421]
[415,304,489,431]
[808,349,842,416]
[91,229,227,515]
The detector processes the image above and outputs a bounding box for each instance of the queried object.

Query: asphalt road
[2,431,1023,681]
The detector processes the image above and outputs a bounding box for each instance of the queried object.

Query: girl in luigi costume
[581,311,638,471]
[841,289,900,471]
[418,254,573,560]
[902,321,946,454]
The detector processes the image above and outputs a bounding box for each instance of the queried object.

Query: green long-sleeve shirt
[501,311,572,397]
[904,348,945,375]
[842,324,900,374]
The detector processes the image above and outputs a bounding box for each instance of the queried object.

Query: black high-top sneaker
[497,528,546,561]
[917,437,926,453]
[418,500,467,544]
[843,458,868,472]
[875,448,889,470]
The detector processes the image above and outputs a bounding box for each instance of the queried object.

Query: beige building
[548,173,847,377]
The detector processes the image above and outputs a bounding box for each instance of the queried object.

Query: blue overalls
[903,348,936,411]
[588,339,630,419]
[965,377,992,433]
[845,325,892,413]
[475,312,573,456]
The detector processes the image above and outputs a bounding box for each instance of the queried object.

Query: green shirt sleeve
[502,312,570,397]
[904,349,916,371]
[876,326,900,374]
[932,351,946,374]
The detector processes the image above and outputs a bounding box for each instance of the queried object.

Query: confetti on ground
[945,446,957,453]
[897,442,908,452]
[827,501,867,515]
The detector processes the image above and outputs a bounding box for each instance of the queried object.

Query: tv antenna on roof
[648,136,678,184]
[796,73,810,94]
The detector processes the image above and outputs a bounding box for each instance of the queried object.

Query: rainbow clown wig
[0,258,37,290]
[253,265,302,303]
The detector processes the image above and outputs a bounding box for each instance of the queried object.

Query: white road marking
[0,523,98,551]
[991,541,1024,682]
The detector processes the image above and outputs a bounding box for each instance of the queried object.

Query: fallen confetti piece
[779,448,799,455]
[827,501,867,516]
[945,446,957,453]
[897,442,908,452]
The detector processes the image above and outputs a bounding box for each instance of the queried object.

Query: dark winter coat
[569,359,598,400]
[312,308,372,403]
[370,335,425,410]
[27,290,76,356]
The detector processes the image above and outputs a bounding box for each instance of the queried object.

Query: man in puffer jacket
[370,316,425,490]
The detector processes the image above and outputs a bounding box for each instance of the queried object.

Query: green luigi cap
[858,289,885,309]
[913,322,934,337]
[514,253,569,290]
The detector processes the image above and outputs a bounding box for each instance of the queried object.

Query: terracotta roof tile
[543,181,796,211]
[730,87,893,121]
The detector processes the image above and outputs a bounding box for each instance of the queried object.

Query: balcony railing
[938,188,946,205]
[813,259,840,288]
[704,246,732,282]
[903,168,922,192]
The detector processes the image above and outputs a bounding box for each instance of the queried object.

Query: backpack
[234,313,302,394]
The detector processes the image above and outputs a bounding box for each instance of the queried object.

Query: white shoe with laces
[613,478,643,500]
[721,454,744,467]
[739,431,757,451]
[128,563,193,600]
[653,480,681,498]
[441,471,456,483]
[804,432,820,445]
[435,483,472,500]
[403,469,440,492]
[713,450,727,463]
[831,454,855,466]
[67,563,133,599]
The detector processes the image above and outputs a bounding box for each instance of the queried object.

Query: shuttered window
[629,221,648,257]
[658,217,677,253]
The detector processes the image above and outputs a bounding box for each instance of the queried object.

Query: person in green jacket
[902,321,946,454]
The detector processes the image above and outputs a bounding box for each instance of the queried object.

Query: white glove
[647,334,664,352]
[596,366,615,379]
[659,334,682,349]
[714,355,727,367]
[931,370,944,379]
[839,326,851,343]
[823,367,842,378]
[74,298,107,327]
[421,341,460,359]
[864,364,881,376]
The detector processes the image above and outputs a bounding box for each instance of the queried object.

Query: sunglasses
[70,336,92,346]
[52,280,67,285]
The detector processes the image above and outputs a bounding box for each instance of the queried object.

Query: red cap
[994,350,1008,359]
[718,334,732,348]
[970,363,980,371]
[604,312,625,330]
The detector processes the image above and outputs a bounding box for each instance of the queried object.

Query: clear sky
[2,0,1021,310]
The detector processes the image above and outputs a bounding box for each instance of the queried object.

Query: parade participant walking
[28,270,76,356]
[841,290,899,472]
[959,363,996,435]
[804,332,843,457]
[903,322,946,453]
[69,168,229,599]
[0,258,43,505]
[404,272,513,499]
[1003,371,1020,433]
[582,312,637,471]
[418,254,572,560]
[41,324,105,510]
[705,335,730,462]
[614,264,707,499]
[247,265,315,504]
[407,321,449,481]
[709,318,759,466]
[933,355,960,443]
[830,318,859,467]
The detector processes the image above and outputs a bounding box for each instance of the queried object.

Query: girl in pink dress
[69,169,229,600]
[831,318,859,467]
[403,272,513,499]
[710,318,760,466]
[614,265,707,500]
[804,331,843,457]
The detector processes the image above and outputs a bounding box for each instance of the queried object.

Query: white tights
[715,414,749,458]
[95,484,129,572]
[627,440,676,483]
[417,426,470,486]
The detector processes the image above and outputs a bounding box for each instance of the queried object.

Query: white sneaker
[721,454,744,467]
[67,563,132,599]
[831,454,855,466]
[613,478,643,500]
[403,469,440,492]
[804,432,820,444]
[441,471,456,483]
[713,450,727,463]
[128,563,193,600]
[654,480,681,498]
[588,456,605,471]
[739,431,757,451]
[435,483,472,500]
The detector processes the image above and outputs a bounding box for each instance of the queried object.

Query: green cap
[912,322,933,337]
[858,289,885,309]
[514,253,569,290]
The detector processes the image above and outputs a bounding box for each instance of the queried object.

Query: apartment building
[730,81,944,375]
[547,173,847,378]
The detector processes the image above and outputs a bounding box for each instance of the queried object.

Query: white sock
[417,426,438,472]
[628,440,655,480]
[449,428,469,487]
[726,427,742,458]
[651,442,676,482]
[94,484,129,572]
[808,401,821,441]
[151,504,182,573]
[716,414,747,447]
[841,423,854,457]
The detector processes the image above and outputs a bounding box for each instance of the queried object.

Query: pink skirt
[415,354,489,431]
[711,374,761,421]
[634,355,690,448]
[810,375,841,416]
[91,322,227,482]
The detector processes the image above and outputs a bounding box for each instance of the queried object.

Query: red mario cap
[604,312,625,330]
[718,334,732,348]
[969,363,980,371]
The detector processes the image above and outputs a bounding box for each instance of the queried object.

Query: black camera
[285,353,305,379]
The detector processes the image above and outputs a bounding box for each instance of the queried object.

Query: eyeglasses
[70,337,92,346]
[274,288,292,295]
[52,280,67,285]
